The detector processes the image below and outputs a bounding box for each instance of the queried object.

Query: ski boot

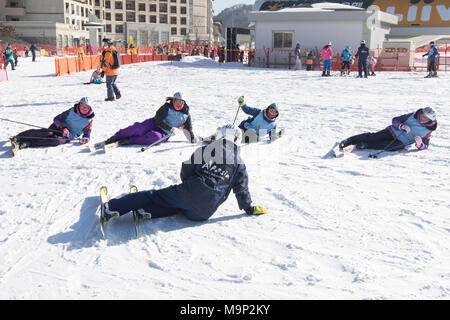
[101,202,120,222]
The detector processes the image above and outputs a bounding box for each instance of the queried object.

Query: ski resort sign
[255,0,450,26]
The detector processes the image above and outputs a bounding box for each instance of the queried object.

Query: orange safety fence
[54,54,171,76]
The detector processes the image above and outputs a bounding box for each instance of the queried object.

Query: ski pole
[0,118,62,134]
[232,98,242,127]
[140,132,174,152]
[12,135,81,142]
[369,131,405,159]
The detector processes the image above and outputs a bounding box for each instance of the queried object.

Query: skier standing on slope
[338,107,437,152]
[423,41,439,78]
[103,92,198,147]
[355,40,369,78]
[340,46,352,76]
[101,125,268,222]
[321,42,333,77]
[10,97,95,151]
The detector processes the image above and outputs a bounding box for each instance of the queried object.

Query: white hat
[422,107,436,121]
[216,125,242,143]
[173,92,183,100]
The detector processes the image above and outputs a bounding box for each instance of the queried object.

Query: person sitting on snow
[338,107,437,152]
[103,92,198,147]
[10,97,95,153]
[90,66,104,84]
[237,96,284,144]
[101,125,268,223]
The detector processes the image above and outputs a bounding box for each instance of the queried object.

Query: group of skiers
[5,37,441,231]
[294,40,438,78]
[1,43,38,70]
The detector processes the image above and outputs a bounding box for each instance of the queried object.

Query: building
[0,0,92,46]
[249,2,398,68]
[0,0,215,47]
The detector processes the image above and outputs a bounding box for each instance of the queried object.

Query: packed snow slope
[0,56,449,299]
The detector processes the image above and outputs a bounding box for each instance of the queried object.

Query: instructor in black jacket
[102,126,268,222]
[355,40,369,78]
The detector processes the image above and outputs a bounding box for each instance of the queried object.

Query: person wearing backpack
[101,38,121,102]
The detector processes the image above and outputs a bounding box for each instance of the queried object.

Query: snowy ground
[0,56,449,300]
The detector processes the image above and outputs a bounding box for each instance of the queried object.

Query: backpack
[110,50,120,69]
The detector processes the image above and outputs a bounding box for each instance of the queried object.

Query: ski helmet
[422,107,436,121]
[346,46,351,51]
[172,92,185,110]
[361,40,366,45]
[173,92,183,101]
[77,97,92,116]
[102,38,113,45]
[215,125,242,143]
[430,41,435,46]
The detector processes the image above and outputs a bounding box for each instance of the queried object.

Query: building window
[138,3,145,11]
[180,0,186,3]
[149,4,156,12]
[105,1,111,9]
[105,12,111,20]
[180,17,186,25]
[139,14,146,22]
[180,28,186,35]
[160,4,167,12]
[126,1,135,10]
[171,0,177,2]
[160,14,167,23]
[170,16,177,24]
[115,13,123,21]
[95,0,100,6]
[150,15,157,23]
[95,10,100,18]
[106,24,112,32]
[116,24,124,33]
[171,27,177,35]
[273,31,293,49]
[115,1,123,9]
[126,12,135,22]
[180,6,186,14]
[170,6,176,14]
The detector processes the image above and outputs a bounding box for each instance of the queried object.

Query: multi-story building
[0,0,92,46]
[0,0,215,47]
[91,0,214,46]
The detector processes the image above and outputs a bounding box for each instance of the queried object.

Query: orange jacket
[101,46,119,76]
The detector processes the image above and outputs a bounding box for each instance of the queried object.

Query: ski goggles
[267,107,279,119]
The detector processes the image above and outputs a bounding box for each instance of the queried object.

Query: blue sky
[213,0,255,14]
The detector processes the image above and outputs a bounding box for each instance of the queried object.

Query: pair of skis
[99,186,146,239]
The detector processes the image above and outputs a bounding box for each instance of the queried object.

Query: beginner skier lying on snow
[103,92,198,147]
[101,125,268,223]
[338,107,437,152]
[10,97,94,153]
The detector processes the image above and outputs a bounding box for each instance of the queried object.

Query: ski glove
[414,136,425,149]
[61,128,70,137]
[398,123,411,133]
[238,96,245,107]
[80,137,89,144]
[245,206,268,215]
[101,71,105,78]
